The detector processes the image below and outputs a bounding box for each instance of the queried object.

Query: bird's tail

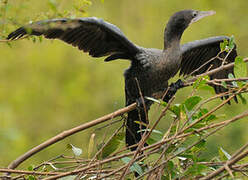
[126,108,148,151]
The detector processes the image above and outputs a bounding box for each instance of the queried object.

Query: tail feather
[126,108,148,151]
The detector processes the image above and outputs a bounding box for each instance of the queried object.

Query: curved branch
[7,103,136,170]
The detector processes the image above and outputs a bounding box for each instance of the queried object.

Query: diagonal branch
[201,143,248,180]
[7,103,137,170]
[185,57,248,86]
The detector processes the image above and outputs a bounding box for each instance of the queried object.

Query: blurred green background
[0,0,247,169]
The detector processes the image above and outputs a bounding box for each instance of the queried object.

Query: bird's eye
[193,12,198,17]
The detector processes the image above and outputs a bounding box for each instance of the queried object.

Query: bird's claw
[174,79,185,89]
[163,79,185,102]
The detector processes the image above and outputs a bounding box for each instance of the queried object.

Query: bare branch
[7,103,137,170]
[201,143,248,180]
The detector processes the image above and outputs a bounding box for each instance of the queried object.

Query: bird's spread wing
[180,36,238,101]
[7,17,140,61]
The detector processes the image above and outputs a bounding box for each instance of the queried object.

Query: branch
[137,110,248,179]
[0,168,59,176]
[7,103,137,170]
[201,143,248,180]
[119,97,175,179]
[181,83,248,133]
[12,110,247,180]
[185,58,248,86]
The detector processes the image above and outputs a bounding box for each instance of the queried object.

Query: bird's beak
[190,10,216,25]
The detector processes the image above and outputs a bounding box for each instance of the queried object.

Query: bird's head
[164,10,215,49]
[168,10,216,32]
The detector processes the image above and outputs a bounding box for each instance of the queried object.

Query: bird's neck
[163,25,184,50]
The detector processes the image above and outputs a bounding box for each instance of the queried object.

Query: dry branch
[186,58,248,84]
[201,143,248,180]
[7,103,136,170]
[0,168,59,176]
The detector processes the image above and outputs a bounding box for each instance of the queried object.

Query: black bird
[7,10,237,151]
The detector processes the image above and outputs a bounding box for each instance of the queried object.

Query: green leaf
[28,176,35,180]
[198,108,208,117]
[221,81,227,88]
[179,154,194,160]
[193,76,209,89]
[228,73,238,87]
[167,161,174,170]
[220,39,228,51]
[191,123,206,130]
[197,108,217,123]
[228,35,235,49]
[101,132,124,159]
[146,137,157,145]
[67,144,82,156]
[184,96,202,112]
[32,37,36,43]
[170,104,181,117]
[121,157,143,176]
[39,36,43,43]
[238,94,247,105]
[27,165,34,171]
[174,147,186,154]
[131,163,143,176]
[204,114,217,122]
[134,120,148,127]
[219,147,231,161]
[145,96,168,107]
[164,160,178,179]
[139,129,163,143]
[234,56,247,79]
[185,164,208,176]
[145,96,160,104]
[195,139,206,149]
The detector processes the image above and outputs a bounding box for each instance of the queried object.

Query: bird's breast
[124,50,182,99]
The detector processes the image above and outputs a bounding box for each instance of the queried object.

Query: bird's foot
[163,79,185,102]
[174,79,185,89]
[163,91,175,103]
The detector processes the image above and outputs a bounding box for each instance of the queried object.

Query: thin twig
[119,97,175,179]
[181,83,248,133]
[137,110,248,179]
[0,168,60,176]
[201,149,248,180]
[185,58,248,86]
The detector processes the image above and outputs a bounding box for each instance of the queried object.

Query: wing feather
[7,17,140,61]
[180,36,238,103]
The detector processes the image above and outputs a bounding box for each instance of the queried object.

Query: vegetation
[0,0,248,179]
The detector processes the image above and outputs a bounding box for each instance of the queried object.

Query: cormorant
[7,10,237,151]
